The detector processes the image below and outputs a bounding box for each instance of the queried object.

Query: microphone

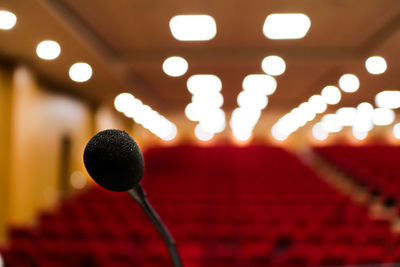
[83,129,182,267]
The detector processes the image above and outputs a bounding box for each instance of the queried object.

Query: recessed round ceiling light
[365,56,387,75]
[0,10,17,30]
[36,40,61,60]
[69,62,92,82]
[261,56,286,76]
[162,56,188,77]
[339,74,359,93]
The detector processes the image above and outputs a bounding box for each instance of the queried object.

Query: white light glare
[375,91,400,109]
[353,129,368,140]
[308,95,327,114]
[36,40,61,60]
[261,56,286,76]
[195,124,214,141]
[114,93,177,141]
[242,74,277,95]
[321,114,342,133]
[263,13,311,40]
[372,108,395,126]
[69,62,92,82]
[237,91,268,110]
[162,56,188,77]
[312,123,328,141]
[339,74,359,93]
[187,74,222,94]
[365,56,387,75]
[0,10,17,30]
[321,85,341,105]
[336,107,357,126]
[393,123,400,139]
[169,15,217,41]
[357,102,374,120]
[199,109,226,133]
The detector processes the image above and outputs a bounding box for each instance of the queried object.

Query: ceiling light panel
[263,13,311,40]
[169,15,217,41]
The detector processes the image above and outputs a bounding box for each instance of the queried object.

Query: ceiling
[1,0,400,121]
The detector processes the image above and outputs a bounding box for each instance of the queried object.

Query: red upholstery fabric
[1,145,397,266]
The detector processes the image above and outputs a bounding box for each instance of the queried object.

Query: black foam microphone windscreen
[83,129,145,192]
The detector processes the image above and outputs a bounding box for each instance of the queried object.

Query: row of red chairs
[2,145,399,266]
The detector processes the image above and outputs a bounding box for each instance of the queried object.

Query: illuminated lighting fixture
[308,95,327,114]
[336,107,357,126]
[261,56,286,76]
[272,75,356,140]
[242,74,277,95]
[186,74,225,134]
[233,127,252,142]
[365,56,387,75]
[70,171,87,190]
[357,102,374,120]
[393,123,400,139]
[69,62,92,82]
[0,10,17,30]
[237,91,268,110]
[36,40,61,60]
[352,129,367,140]
[162,56,188,77]
[321,86,341,105]
[187,74,222,94]
[199,109,226,133]
[312,123,328,141]
[263,13,311,40]
[192,92,223,108]
[169,15,217,41]
[375,90,400,109]
[372,108,395,126]
[195,124,214,141]
[114,92,177,141]
[231,74,275,140]
[339,74,359,93]
[321,114,342,133]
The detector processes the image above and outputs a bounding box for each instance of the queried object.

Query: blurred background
[1,0,400,266]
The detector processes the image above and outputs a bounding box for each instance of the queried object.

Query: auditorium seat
[314,145,400,205]
[1,145,399,266]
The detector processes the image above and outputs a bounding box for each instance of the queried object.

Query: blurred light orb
[312,123,328,141]
[36,40,61,60]
[70,171,87,190]
[308,95,327,114]
[114,93,135,112]
[192,92,223,108]
[365,56,387,75]
[271,125,288,141]
[375,90,400,109]
[195,124,214,141]
[0,10,17,30]
[69,62,92,82]
[242,74,277,95]
[339,74,359,93]
[237,91,268,110]
[321,114,342,133]
[321,85,341,105]
[353,129,368,140]
[233,128,252,141]
[199,109,226,133]
[357,102,374,120]
[160,124,177,141]
[336,107,357,126]
[169,15,217,41]
[185,103,202,121]
[372,108,395,126]
[393,123,400,139]
[187,74,222,94]
[162,56,188,77]
[263,13,311,40]
[261,56,286,76]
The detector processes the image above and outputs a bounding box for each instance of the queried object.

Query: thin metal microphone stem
[127,184,183,267]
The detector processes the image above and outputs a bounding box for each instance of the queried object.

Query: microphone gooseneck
[83,129,182,267]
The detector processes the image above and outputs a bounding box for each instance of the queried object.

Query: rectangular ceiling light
[169,15,217,41]
[263,13,311,39]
